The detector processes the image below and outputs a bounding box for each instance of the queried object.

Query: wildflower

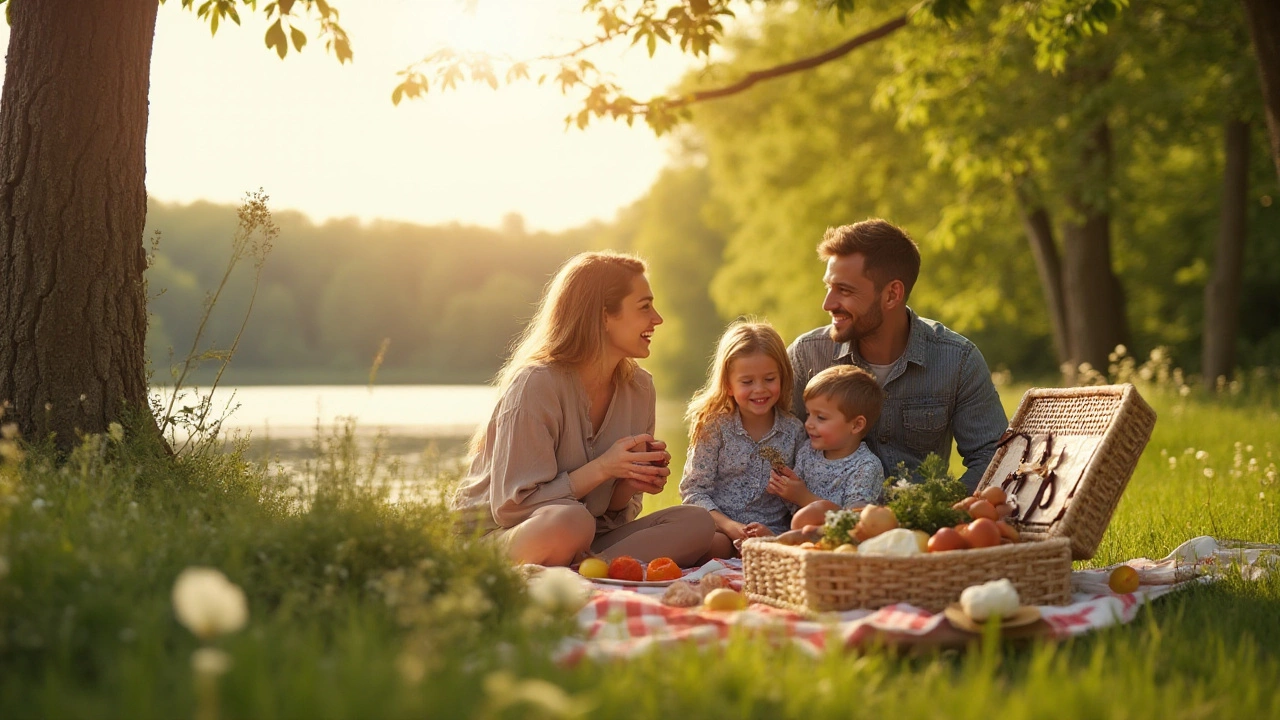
[1203,468,1215,478]
[191,647,232,676]
[31,498,46,510]
[1114,344,1127,357]
[1168,457,1177,469]
[0,423,16,440]
[172,567,248,640]
[1195,451,1208,461]
[526,567,591,614]
[107,422,124,442]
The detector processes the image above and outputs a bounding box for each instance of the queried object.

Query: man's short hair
[817,219,921,301]
[803,365,885,428]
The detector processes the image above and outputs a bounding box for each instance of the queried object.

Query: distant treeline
[145,199,602,385]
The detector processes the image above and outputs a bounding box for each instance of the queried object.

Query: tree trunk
[1202,119,1251,384]
[1013,180,1070,371]
[1242,0,1280,181]
[0,0,160,449]
[1060,120,1129,374]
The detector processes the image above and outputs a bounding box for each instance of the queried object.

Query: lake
[152,384,501,474]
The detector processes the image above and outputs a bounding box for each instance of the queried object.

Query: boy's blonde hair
[803,365,884,428]
[685,319,794,442]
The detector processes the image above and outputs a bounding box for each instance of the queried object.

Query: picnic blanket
[551,536,1278,665]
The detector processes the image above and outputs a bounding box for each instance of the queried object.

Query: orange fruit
[607,555,644,582]
[1108,565,1140,594]
[646,557,682,582]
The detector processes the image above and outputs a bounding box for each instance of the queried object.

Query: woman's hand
[597,434,670,484]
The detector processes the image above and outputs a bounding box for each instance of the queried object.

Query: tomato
[979,486,1007,506]
[965,518,1002,548]
[995,520,1020,542]
[927,527,971,552]
[968,499,998,521]
[607,556,644,582]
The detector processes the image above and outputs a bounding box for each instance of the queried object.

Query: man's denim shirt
[787,309,1009,491]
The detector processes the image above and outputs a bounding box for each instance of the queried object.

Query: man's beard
[828,302,883,344]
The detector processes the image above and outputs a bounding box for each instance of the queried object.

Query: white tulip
[172,567,248,639]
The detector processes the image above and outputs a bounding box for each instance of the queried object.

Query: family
[450,219,1009,567]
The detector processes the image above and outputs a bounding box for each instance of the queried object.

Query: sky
[0,1,700,232]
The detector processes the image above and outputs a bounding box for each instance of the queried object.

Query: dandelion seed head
[172,567,248,640]
[526,567,591,614]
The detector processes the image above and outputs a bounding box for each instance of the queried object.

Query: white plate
[943,604,1042,632]
[583,559,731,588]
[590,576,682,588]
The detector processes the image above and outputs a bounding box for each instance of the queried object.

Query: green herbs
[882,454,969,535]
[822,508,859,548]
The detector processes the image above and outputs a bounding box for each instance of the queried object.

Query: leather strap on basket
[996,431,1070,524]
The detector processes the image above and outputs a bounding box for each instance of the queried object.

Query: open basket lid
[974,383,1156,561]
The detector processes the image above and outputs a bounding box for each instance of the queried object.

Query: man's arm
[952,345,1009,491]
[787,338,811,421]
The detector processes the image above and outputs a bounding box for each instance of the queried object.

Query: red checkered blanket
[555,536,1276,664]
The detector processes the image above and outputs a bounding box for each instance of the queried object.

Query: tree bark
[0,0,160,449]
[1242,0,1280,181]
[1013,181,1070,371]
[1060,120,1129,373]
[1202,119,1251,384]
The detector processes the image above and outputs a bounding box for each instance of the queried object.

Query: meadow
[0,368,1278,719]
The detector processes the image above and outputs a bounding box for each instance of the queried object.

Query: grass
[1,377,1279,719]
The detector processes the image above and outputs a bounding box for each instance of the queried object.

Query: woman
[451,251,715,567]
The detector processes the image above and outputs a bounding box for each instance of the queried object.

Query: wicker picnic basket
[742,383,1157,614]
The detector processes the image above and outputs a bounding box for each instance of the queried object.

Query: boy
[765,365,885,530]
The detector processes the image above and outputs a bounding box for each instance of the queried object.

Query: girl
[679,320,807,559]
[451,251,715,567]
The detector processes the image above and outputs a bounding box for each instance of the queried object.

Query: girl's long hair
[469,251,647,456]
[684,319,794,444]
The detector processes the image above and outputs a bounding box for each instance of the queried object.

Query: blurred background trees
[146,1,1279,391]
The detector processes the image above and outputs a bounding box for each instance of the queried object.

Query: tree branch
[664,13,909,109]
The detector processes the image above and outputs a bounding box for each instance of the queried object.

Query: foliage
[821,507,859,547]
[882,454,970,534]
[161,0,352,63]
[389,0,1132,134]
[144,199,592,385]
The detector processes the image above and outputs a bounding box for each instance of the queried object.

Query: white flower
[1195,451,1208,461]
[31,498,46,510]
[172,567,248,639]
[1203,468,1215,478]
[191,647,232,676]
[107,422,124,442]
[526,567,591,614]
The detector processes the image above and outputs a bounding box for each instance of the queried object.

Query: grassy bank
[1,377,1278,718]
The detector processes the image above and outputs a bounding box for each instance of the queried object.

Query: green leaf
[290,25,307,52]
[265,18,288,59]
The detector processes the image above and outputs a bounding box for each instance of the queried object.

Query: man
[787,219,1007,491]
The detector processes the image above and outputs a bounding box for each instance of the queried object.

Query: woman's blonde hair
[685,319,794,443]
[470,251,648,455]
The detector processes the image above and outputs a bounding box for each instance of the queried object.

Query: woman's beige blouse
[451,363,655,535]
